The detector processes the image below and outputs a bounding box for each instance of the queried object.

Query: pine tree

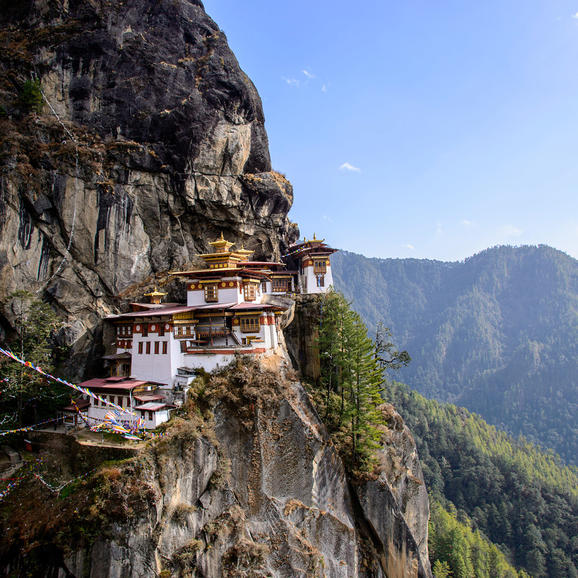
[314,290,386,473]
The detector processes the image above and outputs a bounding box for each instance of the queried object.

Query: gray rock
[0,0,298,377]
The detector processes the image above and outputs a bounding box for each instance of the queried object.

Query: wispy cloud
[282,77,300,87]
[404,243,415,251]
[302,69,315,79]
[339,162,361,172]
[322,214,333,223]
[321,84,328,93]
[500,224,523,237]
[572,12,578,19]
[435,222,444,236]
[461,219,474,227]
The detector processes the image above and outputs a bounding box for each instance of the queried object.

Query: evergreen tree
[313,290,386,473]
[0,291,66,426]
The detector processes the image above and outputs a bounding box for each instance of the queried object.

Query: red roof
[62,398,90,412]
[229,303,283,311]
[134,394,165,402]
[77,377,155,391]
[110,305,196,319]
[134,402,171,412]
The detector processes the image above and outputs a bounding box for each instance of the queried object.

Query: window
[148,411,153,421]
[154,341,159,354]
[146,342,151,354]
[118,396,124,407]
[94,397,99,406]
[204,284,218,302]
[158,324,165,336]
[314,260,327,274]
[240,316,260,333]
[138,342,143,354]
[316,274,325,288]
[162,341,168,354]
[142,325,148,337]
[272,278,289,292]
[244,283,256,301]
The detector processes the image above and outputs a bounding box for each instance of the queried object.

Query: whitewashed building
[79,233,338,429]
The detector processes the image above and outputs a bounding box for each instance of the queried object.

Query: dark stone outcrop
[0,0,298,376]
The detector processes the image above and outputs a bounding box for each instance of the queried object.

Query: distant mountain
[332,245,578,464]
[382,379,578,578]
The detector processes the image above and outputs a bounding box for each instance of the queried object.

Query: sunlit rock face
[0,0,297,376]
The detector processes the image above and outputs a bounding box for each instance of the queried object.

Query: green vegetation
[17,79,43,113]
[382,380,578,577]
[430,500,529,578]
[0,291,68,426]
[333,245,578,465]
[307,291,387,474]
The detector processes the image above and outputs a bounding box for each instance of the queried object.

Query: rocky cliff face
[0,359,432,577]
[0,0,297,375]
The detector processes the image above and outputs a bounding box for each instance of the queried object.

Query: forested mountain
[332,245,578,464]
[383,380,578,578]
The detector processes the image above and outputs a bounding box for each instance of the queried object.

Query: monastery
[74,234,337,430]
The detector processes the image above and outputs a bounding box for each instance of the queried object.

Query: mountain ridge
[332,244,578,464]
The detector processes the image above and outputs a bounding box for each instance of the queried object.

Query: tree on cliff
[0,291,66,426]
[314,290,385,473]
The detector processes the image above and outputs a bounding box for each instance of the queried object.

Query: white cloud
[435,222,444,236]
[302,69,315,79]
[282,77,300,87]
[500,224,523,237]
[572,12,578,19]
[404,244,415,250]
[322,214,333,223]
[461,219,474,227]
[339,162,361,172]
[321,84,328,93]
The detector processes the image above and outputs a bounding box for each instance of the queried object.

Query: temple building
[283,235,337,294]
[77,233,337,429]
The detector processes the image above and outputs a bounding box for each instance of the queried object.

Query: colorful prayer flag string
[0,346,134,416]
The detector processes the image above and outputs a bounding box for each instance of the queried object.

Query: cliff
[0,3,433,576]
[0,357,432,577]
[0,0,297,376]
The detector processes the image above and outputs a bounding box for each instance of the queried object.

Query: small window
[272,278,289,292]
[163,341,168,354]
[240,316,260,333]
[204,284,218,302]
[94,398,99,407]
[118,396,124,407]
[146,342,151,354]
[148,411,153,421]
[138,342,143,354]
[154,341,160,354]
[158,325,165,336]
[244,283,256,301]
[316,274,325,287]
[314,260,327,274]
[142,325,148,337]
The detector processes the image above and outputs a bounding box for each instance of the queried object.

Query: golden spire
[209,232,234,253]
[144,287,167,304]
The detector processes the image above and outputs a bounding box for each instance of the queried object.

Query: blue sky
[203,0,578,261]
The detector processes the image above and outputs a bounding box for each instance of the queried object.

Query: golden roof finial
[144,287,167,304]
[209,232,234,253]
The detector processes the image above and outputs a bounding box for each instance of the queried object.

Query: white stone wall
[135,408,171,429]
[131,335,174,384]
[87,397,140,429]
[301,265,334,294]
[187,283,243,306]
